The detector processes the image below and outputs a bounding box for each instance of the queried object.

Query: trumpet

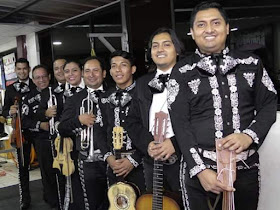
[80,91,97,162]
[47,87,57,135]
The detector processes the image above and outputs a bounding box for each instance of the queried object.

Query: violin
[11,96,25,148]
[10,96,25,166]
[53,136,75,176]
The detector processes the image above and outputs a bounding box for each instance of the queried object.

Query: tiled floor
[0,156,41,188]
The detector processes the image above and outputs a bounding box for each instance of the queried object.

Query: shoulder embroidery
[179,63,197,73]
[261,68,277,94]
[188,79,201,95]
[243,72,255,87]
[166,79,179,109]
[236,57,258,65]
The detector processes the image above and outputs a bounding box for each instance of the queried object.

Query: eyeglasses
[33,75,49,80]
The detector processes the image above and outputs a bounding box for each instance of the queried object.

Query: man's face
[83,59,106,89]
[63,62,82,86]
[110,56,136,89]
[53,59,66,84]
[15,62,30,81]
[191,8,229,55]
[32,68,50,90]
[151,32,177,71]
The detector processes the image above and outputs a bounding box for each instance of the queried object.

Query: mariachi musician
[36,58,66,209]
[126,28,184,208]
[21,65,54,208]
[95,50,146,198]
[2,58,36,210]
[53,60,85,210]
[58,57,108,210]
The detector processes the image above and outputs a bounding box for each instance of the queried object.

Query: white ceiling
[0,22,48,47]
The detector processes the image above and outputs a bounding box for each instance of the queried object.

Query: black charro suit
[94,82,146,195]
[2,79,36,208]
[126,72,182,199]
[58,87,108,210]
[36,83,66,209]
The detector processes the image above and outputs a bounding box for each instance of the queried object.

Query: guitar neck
[152,159,164,210]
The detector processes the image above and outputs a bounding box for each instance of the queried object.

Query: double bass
[11,96,25,166]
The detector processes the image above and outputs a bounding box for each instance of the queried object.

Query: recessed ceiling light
[53,41,62,45]
[231,28,238,31]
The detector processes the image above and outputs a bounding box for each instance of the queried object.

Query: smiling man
[125,27,185,208]
[58,56,108,210]
[94,50,146,201]
[169,2,278,210]
[2,58,36,210]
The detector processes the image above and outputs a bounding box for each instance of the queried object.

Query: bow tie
[108,89,132,107]
[13,82,30,93]
[148,74,170,94]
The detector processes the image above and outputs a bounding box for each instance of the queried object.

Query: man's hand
[107,155,117,169]
[148,139,175,161]
[40,122,49,131]
[10,105,18,115]
[113,158,134,178]
[218,133,253,154]
[197,169,235,194]
[78,113,96,127]
[45,105,57,118]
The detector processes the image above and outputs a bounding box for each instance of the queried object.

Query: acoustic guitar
[108,126,138,210]
[136,111,180,210]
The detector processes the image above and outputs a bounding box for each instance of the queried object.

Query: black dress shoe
[20,202,30,210]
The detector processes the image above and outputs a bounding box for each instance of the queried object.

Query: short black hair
[32,64,49,77]
[53,57,66,64]
[190,1,229,29]
[83,56,106,71]
[15,58,30,68]
[63,60,82,71]
[147,27,185,61]
[109,50,135,67]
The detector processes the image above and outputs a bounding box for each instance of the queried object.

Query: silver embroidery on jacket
[243,72,255,87]
[261,68,277,94]
[243,129,259,144]
[189,148,206,178]
[227,74,240,133]
[188,79,201,95]
[209,76,223,139]
[197,56,217,75]
[166,79,179,109]
[179,63,197,73]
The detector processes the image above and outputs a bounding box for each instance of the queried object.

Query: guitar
[216,138,236,210]
[136,111,180,210]
[107,126,138,210]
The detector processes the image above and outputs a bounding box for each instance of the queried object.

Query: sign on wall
[2,53,17,87]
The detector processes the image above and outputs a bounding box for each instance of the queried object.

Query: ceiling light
[53,41,62,45]
[231,28,238,31]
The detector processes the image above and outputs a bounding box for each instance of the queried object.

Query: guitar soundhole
[115,194,129,209]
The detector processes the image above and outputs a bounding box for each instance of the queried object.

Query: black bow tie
[148,74,170,94]
[20,82,27,88]
[108,89,132,107]
[70,87,79,94]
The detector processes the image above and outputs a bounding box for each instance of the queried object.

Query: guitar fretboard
[152,160,164,210]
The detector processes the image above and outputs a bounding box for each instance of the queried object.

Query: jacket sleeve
[242,59,278,148]
[169,62,207,178]
[58,96,86,137]
[2,86,14,118]
[37,88,50,121]
[21,95,41,132]
[126,87,154,157]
